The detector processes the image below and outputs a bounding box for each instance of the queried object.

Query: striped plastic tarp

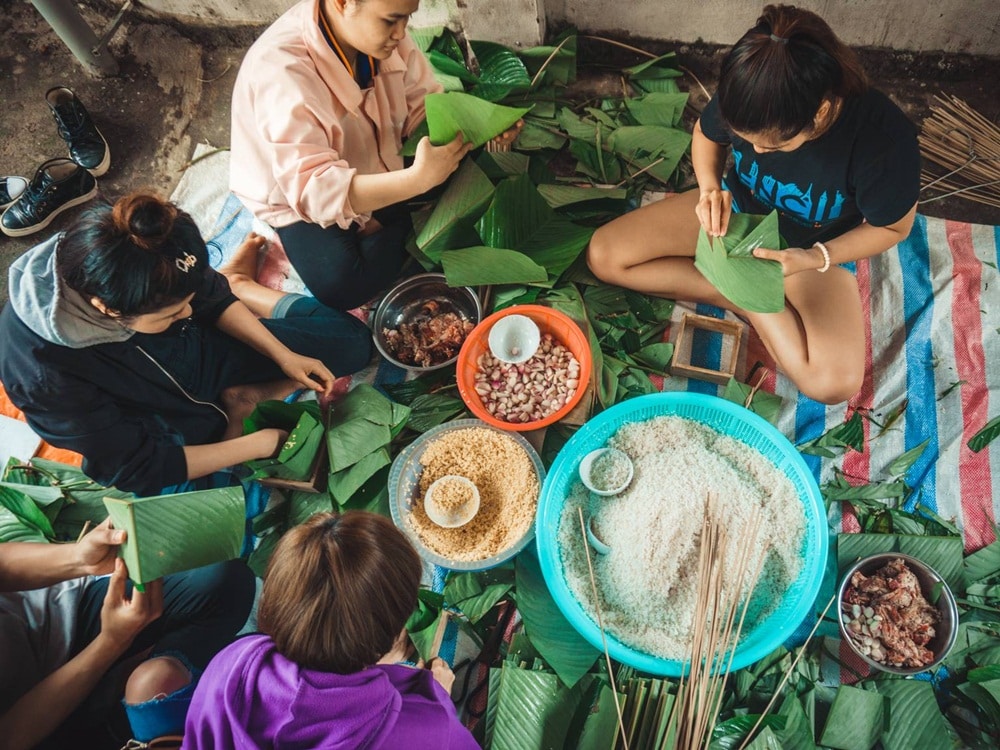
[655,214,1000,554]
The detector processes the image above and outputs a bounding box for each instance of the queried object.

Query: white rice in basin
[557,415,806,660]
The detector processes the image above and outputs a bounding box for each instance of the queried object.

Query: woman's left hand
[752,245,826,277]
[490,119,524,147]
[277,352,336,396]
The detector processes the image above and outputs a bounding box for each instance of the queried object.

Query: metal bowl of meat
[838,553,958,675]
[372,273,483,371]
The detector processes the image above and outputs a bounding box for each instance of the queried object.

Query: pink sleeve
[246,64,363,229]
[401,36,444,138]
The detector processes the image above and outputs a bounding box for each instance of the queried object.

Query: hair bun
[111,192,178,251]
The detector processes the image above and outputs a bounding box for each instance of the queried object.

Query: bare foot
[221,378,300,439]
[219,233,286,318]
[219,232,266,290]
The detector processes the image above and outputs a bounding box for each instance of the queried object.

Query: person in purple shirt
[183,511,479,749]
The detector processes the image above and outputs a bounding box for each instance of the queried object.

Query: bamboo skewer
[919,94,1000,208]
[576,507,630,750]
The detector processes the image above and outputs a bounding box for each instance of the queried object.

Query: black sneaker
[0,176,28,209]
[46,86,111,176]
[1,158,97,237]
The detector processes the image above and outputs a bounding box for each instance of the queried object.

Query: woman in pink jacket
[228,0,478,314]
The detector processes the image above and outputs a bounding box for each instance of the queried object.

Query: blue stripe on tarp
[793,393,826,480]
[430,564,460,665]
[686,304,725,395]
[995,223,1000,267]
[898,215,939,512]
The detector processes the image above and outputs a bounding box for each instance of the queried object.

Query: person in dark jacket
[0,191,373,495]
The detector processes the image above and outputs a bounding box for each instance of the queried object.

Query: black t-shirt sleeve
[697,96,732,145]
[190,268,239,324]
[851,96,921,227]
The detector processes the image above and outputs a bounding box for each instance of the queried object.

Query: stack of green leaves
[0,458,132,543]
[693,211,786,313]
[246,386,411,576]
[243,400,325,482]
[326,384,410,509]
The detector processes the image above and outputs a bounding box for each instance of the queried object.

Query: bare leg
[219,232,286,318]
[124,656,191,704]
[587,190,865,404]
[220,378,300,439]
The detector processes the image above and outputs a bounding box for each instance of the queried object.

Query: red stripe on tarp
[842,258,876,534]
[946,221,997,552]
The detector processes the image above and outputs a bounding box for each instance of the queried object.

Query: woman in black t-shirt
[588,4,920,404]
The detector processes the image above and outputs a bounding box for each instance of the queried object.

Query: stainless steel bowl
[837,553,958,675]
[371,273,483,372]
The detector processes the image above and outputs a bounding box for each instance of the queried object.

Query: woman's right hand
[427,657,456,694]
[695,188,733,238]
[411,134,473,192]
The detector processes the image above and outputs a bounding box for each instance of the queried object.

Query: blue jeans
[53,560,256,746]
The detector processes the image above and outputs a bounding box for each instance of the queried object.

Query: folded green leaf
[405,588,445,661]
[424,93,531,148]
[694,211,785,313]
[329,383,395,427]
[409,25,445,53]
[327,419,392,473]
[799,412,865,456]
[441,247,548,286]
[476,150,530,179]
[0,485,54,539]
[415,158,495,262]
[516,116,567,150]
[407,394,466,433]
[515,549,599,687]
[0,507,49,543]
[427,50,479,84]
[819,685,884,750]
[243,400,322,434]
[625,92,689,128]
[476,174,593,280]
[607,125,691,183]
[103,486,245,586]
[327,448,391,506]
[876,680,955,750]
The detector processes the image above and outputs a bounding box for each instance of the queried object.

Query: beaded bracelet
[813,241,831,273]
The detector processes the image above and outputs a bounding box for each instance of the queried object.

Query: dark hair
[257,511,422,674]
[56,191,209,318]
[717,4,868,139]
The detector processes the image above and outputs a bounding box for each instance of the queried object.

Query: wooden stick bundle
[919,94,1000,208]
[663,494,767,750]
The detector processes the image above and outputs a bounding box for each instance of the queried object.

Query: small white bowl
[488,314,541,364]
[424,475,481,528]
[586,516,612,555]
[579,448,634,496]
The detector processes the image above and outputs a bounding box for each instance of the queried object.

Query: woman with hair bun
[588,4,921,404]
[184,511,479,749]
[0,191,373,496]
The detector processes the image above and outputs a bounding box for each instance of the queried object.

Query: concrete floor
[1,4,998,307]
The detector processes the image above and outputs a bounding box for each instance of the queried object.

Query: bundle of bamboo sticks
[919,94,1000,209]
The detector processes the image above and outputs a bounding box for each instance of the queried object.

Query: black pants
[278,205,413,311]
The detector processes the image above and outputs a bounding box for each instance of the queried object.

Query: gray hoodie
[8,234,132,349]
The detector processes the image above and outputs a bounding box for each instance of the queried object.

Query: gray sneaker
[0,158,97,237]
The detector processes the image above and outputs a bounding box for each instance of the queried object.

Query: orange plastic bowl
[456,305,593,432]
